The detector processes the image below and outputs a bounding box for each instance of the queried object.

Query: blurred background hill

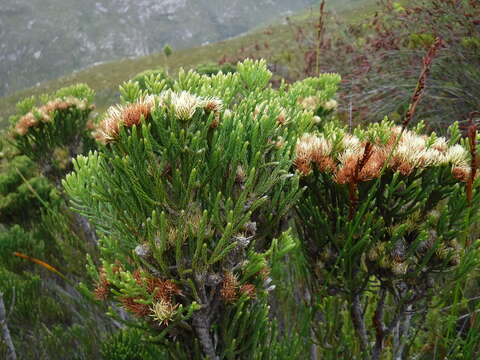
[0,0,320,98]
[0,0,375,123]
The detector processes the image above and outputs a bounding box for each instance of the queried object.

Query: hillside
[0,0,319,98]
[0,0,376,126]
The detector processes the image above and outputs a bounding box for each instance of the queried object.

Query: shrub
[8,84,97,178]
[0,225,44,272]
[194,62,237,76]
[0,84,109,359]
[101,328,165,360]
[131,69,174,92]
[294,118,480,358]
[64,59,341,358]
[347,0,480,130]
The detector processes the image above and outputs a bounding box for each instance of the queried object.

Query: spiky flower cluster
[324,99,338,111]
[298,96,320,112]
[220,271,239,303]
[240,284,257,299]
[101,268,182,326]
[150,299,179,326]
[294,126,472,182]
[298,96,337,112]
[94,95,156,144]
[95,91,223,143]
[390,127,469,177]
[168,91,202,120]
[366,234,462,277]
[294,133,335,175]
[93,267,110,301]
[296,122,475,282]
[15,96,91,136]
[220,271,257,303]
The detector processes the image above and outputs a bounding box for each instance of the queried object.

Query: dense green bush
[101,328,165,360]
[294,118,480,358]
[0,154,60,225]
[1,50,479,359]
[0,226,44,272]
[194,62,237,76]
[64,59,340,358]
[0,84,114,359]
[9,84,96,163]
[131,69,174,92]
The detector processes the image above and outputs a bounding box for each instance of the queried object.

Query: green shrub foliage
[1,49,480,359]
[101,328,165,360]
[294,118,480,358]
[131,69,174,92]
[0,83,110,359]
[0,155,59,225]
[9,84,96,164]
[194,62,237,77]
[64,59,341,358]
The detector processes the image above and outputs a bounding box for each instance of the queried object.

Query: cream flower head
[150,299,179,326]
[170,91,202,120]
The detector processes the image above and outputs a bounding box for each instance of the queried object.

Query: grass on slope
[0,0,377,127]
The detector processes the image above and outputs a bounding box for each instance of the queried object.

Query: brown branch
[372,287,387,360]
[348,182,359,220]
[192,272,219,360]
[349,142,373,219]
[402,37,443,130]
[315,0,326,76]
[192,308,218,360]
[350,294,369,354]
[467,113,479,205]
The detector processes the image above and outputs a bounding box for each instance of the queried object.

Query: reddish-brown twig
[349,142,374,219]
[466,112,480,205]
[402,37,443,130]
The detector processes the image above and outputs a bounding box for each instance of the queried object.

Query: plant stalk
[0,292,17,360]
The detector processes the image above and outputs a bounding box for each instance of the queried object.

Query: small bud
[235,165,246,184]
[324,99,338,111]
[135,243,151,259]
[391,261,408,276]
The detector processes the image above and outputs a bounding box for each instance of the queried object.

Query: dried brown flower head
[240,284,257,299]
[452,166,470,182]
[93,268,110,301]
[122,103,151,128]
[133,268,144,285]
[96,96,155,143]
[147,278,182,302]
[120,297,150,317]
[294,133,333,176]
[15,96,90,136]
[276,109,287,125]
[203,97,223,113]
[15,114,39,136]
[220,271,239,303]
